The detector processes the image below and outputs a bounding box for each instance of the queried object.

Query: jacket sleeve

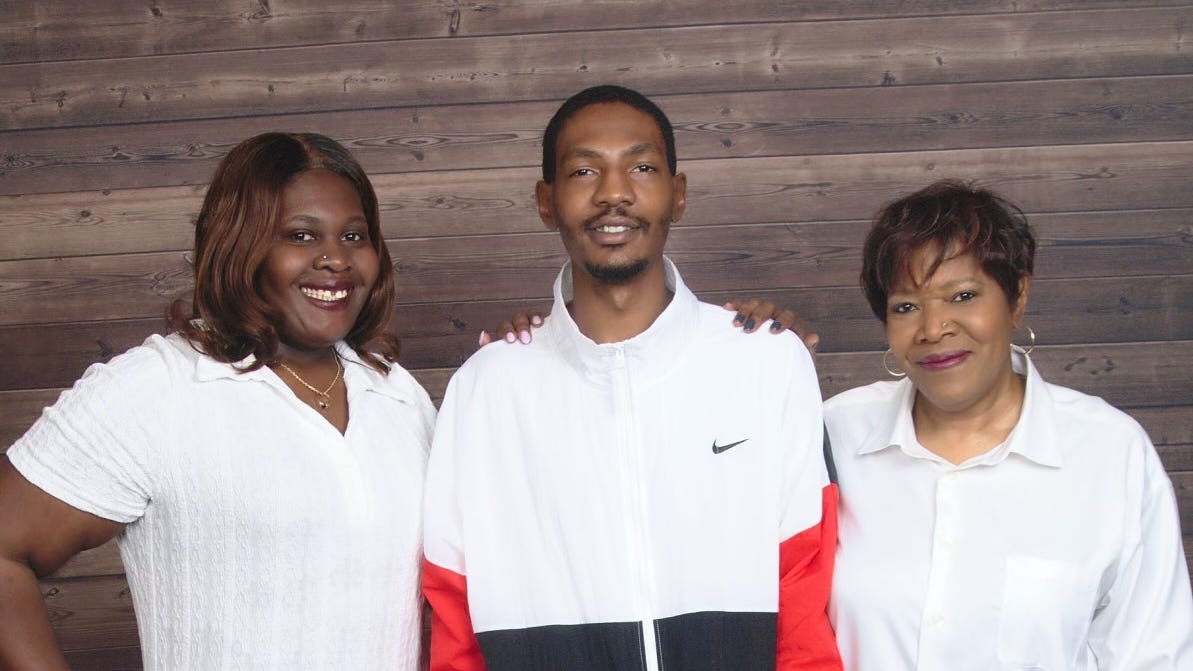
[1085,432,1193,669]
[775,345,843,670]
[423,558,486,671]
[422,375,488,671]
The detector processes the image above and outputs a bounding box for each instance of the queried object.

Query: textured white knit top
[9,333,435,671]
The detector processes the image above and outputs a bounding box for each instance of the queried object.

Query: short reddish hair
[171,132,398,371]
[861,180,1036,322]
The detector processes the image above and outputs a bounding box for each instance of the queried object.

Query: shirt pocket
[996,555,1098,669]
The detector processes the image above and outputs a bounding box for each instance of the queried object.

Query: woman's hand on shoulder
[478,310,546,347]
[723,298,819,353]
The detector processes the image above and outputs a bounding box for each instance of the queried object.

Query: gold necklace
[277,355,342,411]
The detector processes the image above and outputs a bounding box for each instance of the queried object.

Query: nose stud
[321,254,329,260]
[941,320,948,328]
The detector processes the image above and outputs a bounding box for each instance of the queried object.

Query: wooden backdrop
[2,1,1191,668]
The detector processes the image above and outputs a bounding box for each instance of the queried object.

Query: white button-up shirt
[824,349,1193,670]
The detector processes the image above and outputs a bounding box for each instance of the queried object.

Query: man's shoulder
[690,300,809,359]
[451,332,559,380]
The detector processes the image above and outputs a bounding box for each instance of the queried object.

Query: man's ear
[670,172,687,223]
[535,180,557,231]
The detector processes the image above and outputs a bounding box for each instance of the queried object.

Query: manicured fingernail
[505,331,516,343]
[519,330,531,344]
[531,315,543,326]
[811,342,818,353]
[770,321,783,332]
[478,331,488,346]
[744,318,756,331]
[734,312,746,325]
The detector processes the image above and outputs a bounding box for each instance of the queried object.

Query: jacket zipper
[611,346,660,671]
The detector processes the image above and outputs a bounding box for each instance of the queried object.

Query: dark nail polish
[734,312,745,325]
[744,318,756,331]
[770,322,783,332]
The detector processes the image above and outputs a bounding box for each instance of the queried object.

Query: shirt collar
[190,337,413,404]
[1003,346,1064,468]
[857,346,1063,468]
[542,256,700,384]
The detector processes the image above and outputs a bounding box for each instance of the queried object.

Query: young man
[422,85,842,671]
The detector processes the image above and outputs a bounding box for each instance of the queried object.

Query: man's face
[536,102,686,285]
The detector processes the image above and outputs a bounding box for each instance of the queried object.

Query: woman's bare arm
[0,456,122,671]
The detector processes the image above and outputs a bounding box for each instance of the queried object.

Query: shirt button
[929,614,945,626]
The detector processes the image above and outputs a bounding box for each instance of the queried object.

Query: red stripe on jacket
[423,559,487,671]
[777,483,843,670]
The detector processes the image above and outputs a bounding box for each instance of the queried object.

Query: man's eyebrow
[622,142,659,157]
[563,147,604,160]
[562,142,663,161]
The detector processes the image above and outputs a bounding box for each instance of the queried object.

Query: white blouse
[824,349,1193,670]
[9,333,435,671]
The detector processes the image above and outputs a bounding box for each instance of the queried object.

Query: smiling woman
[826,180,1193,670]
[0,133,434,671]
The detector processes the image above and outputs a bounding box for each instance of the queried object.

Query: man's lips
[583,214,646,244]
[916,350,970,370]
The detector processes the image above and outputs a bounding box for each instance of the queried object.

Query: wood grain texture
[60,645,142,671]
[1177,472,1193,535]
[6,3,1193,665]
[38,575,139,651]
[2,209,1191,331]
[0,389,59,451]
[3,272,1189,391]
[8,0,1187,64]
[5,73,1193,197]
[5,141,1193,262]
[5,7,1190,131]
[1128,407,1193,448]
[1159,445,1193,472]
[2,204,1191,337]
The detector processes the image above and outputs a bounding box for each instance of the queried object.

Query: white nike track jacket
[423,258,841,671]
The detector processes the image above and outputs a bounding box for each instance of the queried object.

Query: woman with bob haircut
[0,132,435,671]
[825,180,1193,669]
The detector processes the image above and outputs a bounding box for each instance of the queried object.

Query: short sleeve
[7,342,173,523]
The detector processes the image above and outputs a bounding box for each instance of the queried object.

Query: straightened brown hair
[861,180,1036,323]
[170,132,399,372]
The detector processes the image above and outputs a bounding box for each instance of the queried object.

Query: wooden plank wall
[2,1,1192,667]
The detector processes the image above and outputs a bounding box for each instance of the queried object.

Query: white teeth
[596,225,630,233]
[301,287,349,302]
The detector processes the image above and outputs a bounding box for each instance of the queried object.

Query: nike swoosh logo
[711,439,749,454]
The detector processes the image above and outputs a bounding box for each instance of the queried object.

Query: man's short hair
[541,84,677,183]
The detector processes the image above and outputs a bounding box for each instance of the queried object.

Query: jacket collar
[859,346,1063,468]
[543,256,700,384]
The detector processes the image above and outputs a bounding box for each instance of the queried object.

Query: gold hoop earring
[883,348,906,377]
[1017,325,1036,356]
